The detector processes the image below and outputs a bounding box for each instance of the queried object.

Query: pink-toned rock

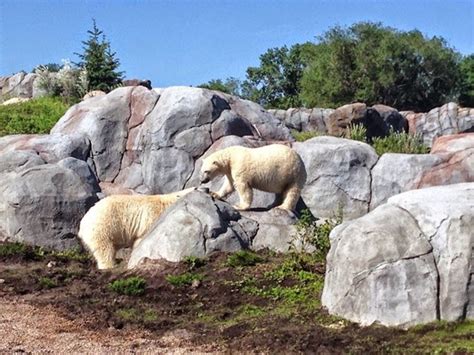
[431,133,474,154]
[82,90,106,100]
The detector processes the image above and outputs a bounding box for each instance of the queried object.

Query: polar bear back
[224,144,306,193]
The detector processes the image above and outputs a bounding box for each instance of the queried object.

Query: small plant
[0,97,69,136]
[108,276,146,296]
[372,130,429,155]
[38,276,58,289]
[51,248,90,262]
[183,256,207,270]
[291,129,324,142]
[166,272,204,287]
[292,208,342,257]
[348,123,367,142]
[226,250,264,268]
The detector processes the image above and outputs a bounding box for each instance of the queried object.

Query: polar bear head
[199,156,224,184]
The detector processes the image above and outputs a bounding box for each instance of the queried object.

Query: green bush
[0,97,69,136]
[292,208,342,258]
[348,124,367,142]
[291,129,324,142]
[183,256,207,270]
[372,130,429,155]
[38,277,58,289]
[166,272,204,287]
[108,276,146,296]
[226,250,264,268]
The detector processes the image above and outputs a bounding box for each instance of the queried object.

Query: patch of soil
[0,245,472,353]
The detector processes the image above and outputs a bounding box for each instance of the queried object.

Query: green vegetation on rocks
[0,97,68,136]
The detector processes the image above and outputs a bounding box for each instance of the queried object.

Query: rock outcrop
[322,183,474,327]
[128,191,302,268]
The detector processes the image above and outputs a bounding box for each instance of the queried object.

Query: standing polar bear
[200,144,306,211]
[79,188,195,269]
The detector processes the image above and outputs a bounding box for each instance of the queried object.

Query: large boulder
[402,103,474,147]
[128,191,258,266]
[51,86,292,195]
[327,103,389,142]
[322,183,474,327]
[268,107,333,133]
[294,136,378,219]
[128,191,304,268]
[0,158,99,250]
[370,133,474,208]
[372,104,408,133]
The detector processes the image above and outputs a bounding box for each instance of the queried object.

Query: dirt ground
[0,243,472,354]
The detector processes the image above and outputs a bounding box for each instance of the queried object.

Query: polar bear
[200,144,306,211]
[78,188,195,269]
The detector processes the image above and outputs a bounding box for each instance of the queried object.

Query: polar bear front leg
[233,181,253,211]
[213,176,235,200]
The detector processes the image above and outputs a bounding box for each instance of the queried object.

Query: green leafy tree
[76,20,124,92]
[459,54,474,107]
[300,22,462,111]
[243,43,315,109]
[198,77,242,96]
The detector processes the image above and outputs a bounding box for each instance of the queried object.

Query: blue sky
[1,0,473,87]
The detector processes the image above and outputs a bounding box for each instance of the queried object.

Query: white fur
[200,144,306,211]
[78,188,195,269]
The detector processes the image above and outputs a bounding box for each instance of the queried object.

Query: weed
[38,277,58,289]
[348,123,367,142]
[0,97,69,136]
[108,276,146,296]
[226,250,264,268]
[183,256,207,270]
[291,129,325,142]
[291,208,342,257]
[0,242,45,260]
[372,129,429,155]
[166,272,204,287]
[51,248,90,262]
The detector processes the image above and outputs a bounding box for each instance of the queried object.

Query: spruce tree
[76,19,124,92]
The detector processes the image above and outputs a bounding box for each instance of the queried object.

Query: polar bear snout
[200,171,211,183]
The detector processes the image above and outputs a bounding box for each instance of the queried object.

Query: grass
[183,256,207,270]
[0,96,69,136]
[108,276,147,296]
[291,129,325,142]
[115,307,158,323]
[166,272,204,287]
[226,250,264,268]
[38,276,58,289]
[372,130,429,155]
[347,123,367,142]
[0,242,90,262]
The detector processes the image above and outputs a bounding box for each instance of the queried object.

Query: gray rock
[56,157,101,193]
[294,136,379,219]
[211,110,256,141]
[52,87,134,181]
[322,183,474,327]
[0,163,99,250]
[370,153,444,209]
[0,133,90,163]
[174,125,212,158]
[0,150,45,173]
[128,191,257,266]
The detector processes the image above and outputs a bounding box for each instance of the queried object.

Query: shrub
[348,124,367,142]
[0,97,69,136]
[183,256,207,270]
[226,250,264,268]
[166,272,204,287]
[38,277,57,289]
[108,276,146,296]
[292,208,342,257]
[372,130,429,155]
[291,129,325,142]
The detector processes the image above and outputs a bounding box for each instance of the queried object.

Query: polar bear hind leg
[276,184,301,211]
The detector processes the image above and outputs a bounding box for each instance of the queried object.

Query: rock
[294,136,378,219]
[242,209,301,253]
[327,103,389,142]
[268,107,333,133]
[0,133,91,164]
[210,110,256,141]
[0,150,45,173]
[0,162,99,250]
[128,191,257,267]
[56,157,101,193]
[82,90,106,100]
[372,104,408,133]
[322,183,474,327]
[123,79,152,89]
[430,132,474,154]
[370,153,444,209]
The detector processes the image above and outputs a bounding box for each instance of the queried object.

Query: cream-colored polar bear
[200,144,306,211]
[78,188,195,269]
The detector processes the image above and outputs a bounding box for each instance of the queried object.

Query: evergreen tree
[76,19,124,92]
